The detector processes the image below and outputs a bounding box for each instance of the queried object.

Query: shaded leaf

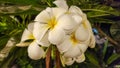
[107,53,120,65]
[86,51,100,67]
[103,40,108,58]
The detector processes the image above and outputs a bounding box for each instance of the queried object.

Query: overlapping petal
[57,14,78,34]
[27,22,34,32]
[36,31,50,47]
[52,8,66,19]
[75,24,90,42]
[75,53,85,63]
[34,9,51,23]
[69,6,84,16]
[21,29,34,42]
[78,44,88,53]
[33,22,49,43]
[57,36,72,53]
[64,57,74,65]
[48,27,65,45]
[63,46,82,58]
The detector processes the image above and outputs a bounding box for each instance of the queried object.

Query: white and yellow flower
[16,23,45,60]
[53,0,95,65]
[16,0,95,65]
[33,0,84,46]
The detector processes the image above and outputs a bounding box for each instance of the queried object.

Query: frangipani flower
[33,6,79,45]
[32,0,87,48]
[16,23,45,60]
[54,0,95,65]
[16,0,95,67]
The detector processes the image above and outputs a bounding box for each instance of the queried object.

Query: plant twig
[46,46,51,68]
[55,49,61,68]
[97,26,119,47]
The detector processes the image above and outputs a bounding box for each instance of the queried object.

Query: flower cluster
[16,0,95,66]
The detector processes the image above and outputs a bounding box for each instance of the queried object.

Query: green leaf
[26,64,33,68]
[87,12,110,18]
[0,36,10,50]
[82,5,120,16]
[89,17,116,24]
[107,53,120,65]
[103,40,108,58]
[86,51,100,67]
[0,0,42,6]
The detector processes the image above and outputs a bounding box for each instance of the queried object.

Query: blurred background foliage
[0,0,120,68]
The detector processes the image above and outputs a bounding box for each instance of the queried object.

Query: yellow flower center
[28,34,35,39]
[70,33,78,45]
[48,17,57,29]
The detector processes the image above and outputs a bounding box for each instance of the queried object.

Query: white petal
[36,31,51,47]
[72,15,82,24]
[75,53,85,63]
[48,27,65,45]
[62,56,74,66]
[53,0,68,9]
[75,24,90,42]
[21,29,34,42]
[27,23,34,32]
[57,14,78,34]
[78,44,88,53]
[69,6,83,16]
[89,35,96,48]
[57,36,72,53]
[82,14,96,48]
[34,8,51,23]
[33,22,49,41]
[28,41,45,60]
[16,42,31,47]
[52,8,66,19]
[64,46,82,58]
[69,6,83,24]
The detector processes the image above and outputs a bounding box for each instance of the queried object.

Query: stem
[55,49,61,68]
[46,46,52,68]
[97,26,119,46]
